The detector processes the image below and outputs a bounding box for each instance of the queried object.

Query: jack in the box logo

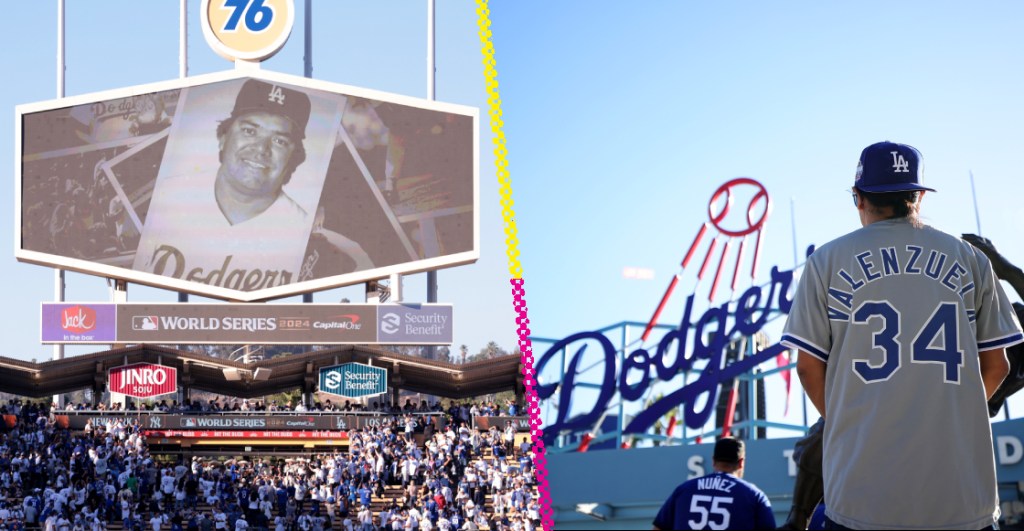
[61,305,96,334]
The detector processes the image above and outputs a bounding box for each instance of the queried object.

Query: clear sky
[490,1,1024,439]
[0,2,516,362]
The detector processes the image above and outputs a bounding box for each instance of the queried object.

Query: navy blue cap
[854,141,935,193]
[230,79,310,140]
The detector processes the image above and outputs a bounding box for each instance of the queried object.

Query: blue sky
[0,1,516,362]
[489,1,1024,436]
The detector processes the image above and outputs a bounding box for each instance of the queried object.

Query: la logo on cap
[891,151,910,173]
[268,85,286,105]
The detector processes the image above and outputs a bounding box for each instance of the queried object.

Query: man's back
[784,219,1023,528]
[653,471,775,530]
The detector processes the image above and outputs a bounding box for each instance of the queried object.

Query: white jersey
[782,219,1024,529]
[134,169,311,290]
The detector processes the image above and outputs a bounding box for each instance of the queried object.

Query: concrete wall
[546,418,1024,529]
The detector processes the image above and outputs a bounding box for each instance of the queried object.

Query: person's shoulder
[728,474,771,504]
[663,475,702,499]
[808,224,878,260]
[913,224,985,254]
[272,191,308,219]
[809,220,961,262]
[941,228,996,267]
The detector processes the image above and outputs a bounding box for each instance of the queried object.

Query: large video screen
[17,73,478,301]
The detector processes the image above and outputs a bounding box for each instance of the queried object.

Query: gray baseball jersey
[781,218,1023,530]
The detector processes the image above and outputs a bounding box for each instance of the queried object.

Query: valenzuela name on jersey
[826,245,973,322]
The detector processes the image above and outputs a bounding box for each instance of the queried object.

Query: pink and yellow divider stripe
[475,3,554,530]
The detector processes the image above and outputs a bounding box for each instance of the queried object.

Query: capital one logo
[891,151,910,173]
[381,313,401,335]
[61,305,96,334]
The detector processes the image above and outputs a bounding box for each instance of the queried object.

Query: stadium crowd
[0,398,539,531]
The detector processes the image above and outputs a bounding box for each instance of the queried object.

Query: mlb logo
[132,316,159,331]
[183,418,197,428]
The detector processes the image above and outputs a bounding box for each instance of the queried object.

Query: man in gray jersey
[781,141,1022,530]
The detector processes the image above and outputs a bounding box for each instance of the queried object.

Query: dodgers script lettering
[536,264,800,442]
[149,245,294,289]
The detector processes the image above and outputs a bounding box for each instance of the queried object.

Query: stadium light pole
[424,0,437,360]
[53,0,66,409]
[180,0,188,79]
[300,0,313,410]
[177,0,190,305]
[303,0,313,304]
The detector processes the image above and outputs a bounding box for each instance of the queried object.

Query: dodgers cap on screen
[854,141,935,193]
[713,437,744,463]
[230,78,311,139]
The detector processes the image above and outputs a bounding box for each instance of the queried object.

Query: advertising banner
[145,430,348,439]
[59,413,442,432]
[17,71,478,302]
[108,363,177,399]
[40,302,452,345]
[377,305,455,344]
[319,363,388,399]
[474,416,532,432]
[41,304,117,342]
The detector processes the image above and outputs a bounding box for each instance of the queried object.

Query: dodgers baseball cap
[230,78,311,139]
[854,141,935,193]
[713,437,745,463]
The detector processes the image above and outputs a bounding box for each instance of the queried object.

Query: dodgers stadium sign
[536,177,802,444]
[536,261,801,443]
[319,363,387,399]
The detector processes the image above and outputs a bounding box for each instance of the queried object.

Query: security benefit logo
[376,306,452,343]
[381,312,401,335]
[320,363,387,399]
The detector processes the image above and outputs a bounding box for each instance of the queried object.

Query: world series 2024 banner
[41,302,453,345]
[56,413,447,432]
[17,71,478,301]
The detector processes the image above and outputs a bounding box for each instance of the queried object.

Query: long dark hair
[858,189,923,227]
